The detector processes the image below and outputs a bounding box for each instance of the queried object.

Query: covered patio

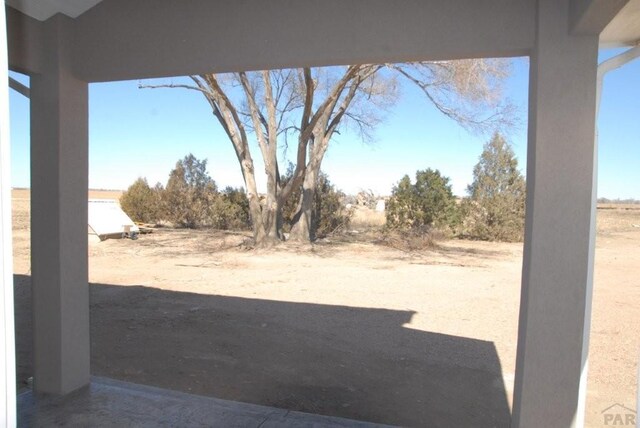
[1,0,639,426]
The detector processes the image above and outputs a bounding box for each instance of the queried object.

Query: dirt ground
[10,189,640,427]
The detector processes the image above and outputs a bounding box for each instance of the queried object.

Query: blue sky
[8,51,640,198]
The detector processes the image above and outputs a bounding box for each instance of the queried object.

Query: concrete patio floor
[18,377,393,427]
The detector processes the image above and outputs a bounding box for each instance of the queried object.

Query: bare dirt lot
[11,189,640,427]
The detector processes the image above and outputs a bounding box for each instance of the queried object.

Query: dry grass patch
[596,206,640,235]
[350,206,386,230]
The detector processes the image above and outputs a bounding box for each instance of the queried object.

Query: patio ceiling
[5,0,103,21]
[600,0,640,46]
[4,0,640,48]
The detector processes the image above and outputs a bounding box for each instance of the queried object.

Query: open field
[10,189,640,427]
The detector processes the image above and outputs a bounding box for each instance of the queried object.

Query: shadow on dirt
[434,243,513,258]
[14,274,511,427]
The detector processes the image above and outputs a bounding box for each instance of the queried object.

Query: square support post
[0,3,17,425]
[30,15,90,395]
[512,1,599,427]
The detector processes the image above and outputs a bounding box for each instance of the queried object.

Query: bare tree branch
[238,71,271,167]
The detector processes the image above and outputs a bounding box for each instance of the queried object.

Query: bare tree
[141,59,513,246]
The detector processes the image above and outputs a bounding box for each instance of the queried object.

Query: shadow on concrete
[14,274,511,427]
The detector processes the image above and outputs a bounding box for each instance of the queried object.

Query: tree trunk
[241,161,268,244]
[247,184,283,248]
[260,170,283,244]
[248,194,267,243]
[237,70,283,248]
[289,165,318,242]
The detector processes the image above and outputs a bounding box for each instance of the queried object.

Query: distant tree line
[385,132,526,245]
[120,154,251,230]
[120,154,351,238]
[122,132,526,246]
[597,197,640,204]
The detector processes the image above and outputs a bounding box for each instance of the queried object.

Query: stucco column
[30,15,90,395]
[0,3,17,424]
[512,1,599,427]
